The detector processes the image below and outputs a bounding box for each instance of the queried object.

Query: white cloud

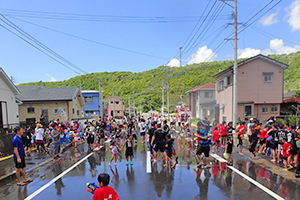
[260,12,279,26]
[238,48,261,59]
[286,0,300,31]
[238,39,300,58]
[269,38,300,54]
[167,58,180,67]
[187,46,217,64]
[46,74,57,82]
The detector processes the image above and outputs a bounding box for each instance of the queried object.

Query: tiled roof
[186,83,215,93]
[17,86,79,102]
[284,90,296,99]
[283,97,300,103]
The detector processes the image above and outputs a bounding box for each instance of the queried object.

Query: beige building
[187,83,216,121]
[212,54,288,123]
[17,86,85,123]
[107,96,125,117]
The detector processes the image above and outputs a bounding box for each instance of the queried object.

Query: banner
[177,107,180,120]
[108,109,112,119]
[184,107,188,122]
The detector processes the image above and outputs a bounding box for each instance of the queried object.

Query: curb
[0,144,71,183]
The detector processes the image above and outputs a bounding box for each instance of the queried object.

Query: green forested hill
[19,52,300,112]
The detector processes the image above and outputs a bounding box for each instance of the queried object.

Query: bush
[289,115,297,125]
[276,118,286,125]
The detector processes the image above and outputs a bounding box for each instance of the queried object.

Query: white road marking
[24,152,94,200]
[210,154,284,200]
[146,151,151,173]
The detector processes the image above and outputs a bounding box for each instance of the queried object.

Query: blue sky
[0,0,299,84]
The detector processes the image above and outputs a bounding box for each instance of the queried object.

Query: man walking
[13,126,33,186]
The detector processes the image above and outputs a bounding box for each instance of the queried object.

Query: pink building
[187,83,216,122]
[212,54,288,123]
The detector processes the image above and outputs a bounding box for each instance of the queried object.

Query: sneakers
[295,174,300,178]
[130,162,133,165]
[126,162,129,166]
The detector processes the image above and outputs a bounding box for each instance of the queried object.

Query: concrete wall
[107,96,125,117]
[0,77,19,127]
[215,80,233,123]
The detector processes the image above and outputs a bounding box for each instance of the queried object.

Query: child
[93,173,120,200]
[185,129,192,150]
[225,136,233,165]
[282,137,293,171]
[131,126,138,144]
[165,134,176,168]
[212,127,220,153]
[122,134,134,166]
[237,122,246,155]
[74,130,79,148]
[109,141,121,166]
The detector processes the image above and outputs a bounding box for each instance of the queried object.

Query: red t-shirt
[282,142,292,158]
[238,125,246,135]
[93,186,120,200]
[220,125,227,136]
[259,128,267,139]
[212,130,220,141]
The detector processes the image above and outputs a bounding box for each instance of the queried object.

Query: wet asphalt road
[1,138,300,200]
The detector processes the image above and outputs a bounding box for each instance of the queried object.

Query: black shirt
[251,129,259,142]
[166,139,173,151]
[227,141,233,153]
[148,127,156,142]
[154,129,166,143]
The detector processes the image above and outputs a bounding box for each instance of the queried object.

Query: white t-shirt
[35,128,44,140]
[139,122,146,133]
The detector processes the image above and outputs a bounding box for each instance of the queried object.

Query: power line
[6,15,170,60]
[0,14,87,75]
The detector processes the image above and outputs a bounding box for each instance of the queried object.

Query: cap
[250,118,253,121]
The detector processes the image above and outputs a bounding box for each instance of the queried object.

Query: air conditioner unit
[219,104,225,109]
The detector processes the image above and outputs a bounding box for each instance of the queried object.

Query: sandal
[24,179,33,183]
[17,183,26,186]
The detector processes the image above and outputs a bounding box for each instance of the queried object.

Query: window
[117,111,120,113]
[217,80,224,91]
[72,108,74,114]
[27,107,35,113]
[264,75,272,82]
[227,75,232,86]
[54,108,66,114]
[77,110,79,115]
[85,110,94,115]
[116,101,119,104]
[204,91,213,98]
[110,101,113,104]
[262,107,269,113]
[84,96,93,104]
[271,106,278,113]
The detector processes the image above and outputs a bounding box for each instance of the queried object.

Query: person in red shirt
[212,127,220,153]
[220,121,227,147]
[93,173,120,200]
[258,125,270,154]
[281,137,292,171]
[237,122,246,155]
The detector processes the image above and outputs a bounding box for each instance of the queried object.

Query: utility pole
[162,85,165,116]
[179,46,182,67]
[113,88,115,118]
[219,0,238,126]
[132,90,135,114]
[167,65,170,119]
[98,79,103,119]
[129,97,131,117]
[79,82,82,91]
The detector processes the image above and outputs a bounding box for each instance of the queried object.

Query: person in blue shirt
[12,126,33,186]
[195,123,211,168]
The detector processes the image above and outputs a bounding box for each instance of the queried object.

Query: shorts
[132,134,137,140]
[259,139,266,145]
[140,132,145,136]
[271,142,278,150]
[282,156,288,160]
[291,147,298,156]
[166,150,172,158]
[53,143,61,155]
[178,122,181,126]
[196,146,210,157]
[125,147,133,157]
[266,141,271,148]
[87,137,94,144]
[154,142,165,152]
[14,157,26,169]
[221,135,227,138]
[238,144,243,149]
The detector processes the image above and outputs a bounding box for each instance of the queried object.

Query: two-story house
[187,83,216,121]
[212,54,288,123]
[0,68,22,128]
[107,96,125,117]
[17,86,85,123]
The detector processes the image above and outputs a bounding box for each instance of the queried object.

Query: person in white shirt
[35,123,45,153]
[139,119,146,144]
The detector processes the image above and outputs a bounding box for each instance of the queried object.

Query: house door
[244,105,253,121]
[0,103,3,128]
